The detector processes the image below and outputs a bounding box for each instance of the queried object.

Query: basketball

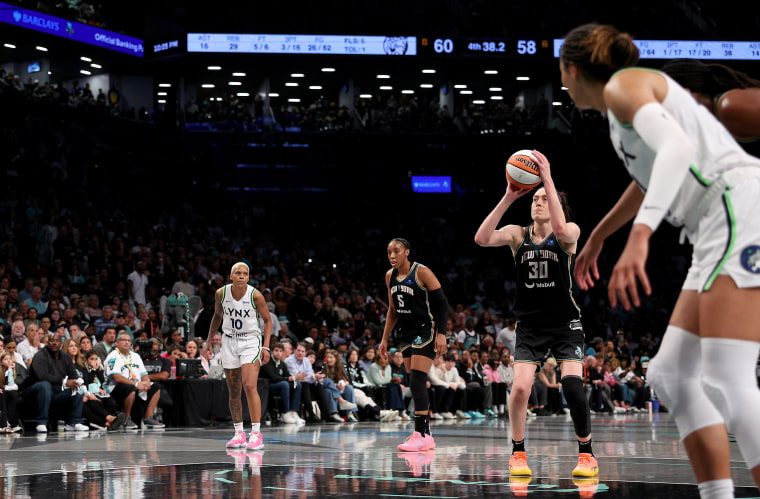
[505,150,541,189]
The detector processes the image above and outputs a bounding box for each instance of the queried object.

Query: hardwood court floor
[1,412,757,498]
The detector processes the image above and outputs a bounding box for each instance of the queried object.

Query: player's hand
[377,341,388,359]
[434,334,447,355]
[261,348,270,365]
[506,178,533,200]
[575,233,604,290]
[531,149,551,179]
[608,225,653,310]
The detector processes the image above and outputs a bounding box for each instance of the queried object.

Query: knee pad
[701,337,760,468]
[410,370,430,412]
[560,375,591,438]
[647,326,725,439]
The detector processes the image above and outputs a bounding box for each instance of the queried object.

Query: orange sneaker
[572,453,599,477]
[508,476,532,497]
[508,451,532,476]
[573,477,599,498]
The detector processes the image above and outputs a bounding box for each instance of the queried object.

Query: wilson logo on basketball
[513,156,538,172]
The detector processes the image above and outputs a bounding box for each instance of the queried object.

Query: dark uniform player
[379,238,448,452]
[475,150,597,480]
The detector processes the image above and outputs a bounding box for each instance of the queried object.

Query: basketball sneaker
[573,477,600,498]
[246,431,264,450]
[572,453,599,477]
[508,476,532,497]
[508,451,532,476]
[397,431,435,452]
[226,431,247,448]
[398,450,435,477]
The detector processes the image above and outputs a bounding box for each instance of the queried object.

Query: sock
[512,439,525,453]
[697,478,734,499]
[414,414,431,436]
[499,404,505,414]
[579,438,593,455]
[234,422,244,434]
[251,422,260,434]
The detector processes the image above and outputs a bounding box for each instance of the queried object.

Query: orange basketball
[505,150,541,189]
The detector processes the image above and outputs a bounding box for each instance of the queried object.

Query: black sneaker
[108,412,127,431]
[142,417,165,429]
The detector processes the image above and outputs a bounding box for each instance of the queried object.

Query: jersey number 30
[528,261,548,279]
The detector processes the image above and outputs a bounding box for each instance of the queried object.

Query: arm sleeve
[630,102,697,231]
[428,288,449,336]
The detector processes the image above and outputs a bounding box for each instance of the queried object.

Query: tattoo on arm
[226,368,243,422]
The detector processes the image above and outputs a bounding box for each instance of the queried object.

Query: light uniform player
[475,150,597,479]
[563,23,760,498]
[210,262,272,450]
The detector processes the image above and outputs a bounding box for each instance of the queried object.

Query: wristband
[262,347,270,352]
[134,381,139,387]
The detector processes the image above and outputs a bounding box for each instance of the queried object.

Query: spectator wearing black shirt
[260,342,304,424]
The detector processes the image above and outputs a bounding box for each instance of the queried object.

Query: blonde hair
[230,262,249,275]
[63,338,87,369]
[545,357,558,368]
[560,23,639,82]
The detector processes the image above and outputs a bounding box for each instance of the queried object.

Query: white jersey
[221,284,262,336]
[607,70,760,231]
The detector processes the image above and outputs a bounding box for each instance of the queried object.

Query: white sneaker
[441,412,455,420]
[36,425,48,433]
[64,423,90,432]
[338,400,357,411]
[281,411,296,424]
[347,412,359,422]
[614,406,627,414]
[455,410,471,419]
[431,413,444,420]
[527,409,537,418]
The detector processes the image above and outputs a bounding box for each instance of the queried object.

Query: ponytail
[560,23,639,82]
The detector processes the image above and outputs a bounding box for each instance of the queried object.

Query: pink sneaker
[226,431,247,448]
[246,431,264,450]
[397,431,435,452]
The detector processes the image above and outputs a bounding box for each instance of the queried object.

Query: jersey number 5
[396,294,405,309]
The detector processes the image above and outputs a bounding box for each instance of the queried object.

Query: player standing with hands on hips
[475,150,598,479]
[564,23,760,499]
[210,262,272,450]
[379,238,449,452]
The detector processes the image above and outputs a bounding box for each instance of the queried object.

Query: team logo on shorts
[413,336,423,346]
[740,246,760,273]
[575,346,584,360]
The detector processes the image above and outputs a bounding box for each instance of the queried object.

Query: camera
[136,340,153,360]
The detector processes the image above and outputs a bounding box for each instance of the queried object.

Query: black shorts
[514,319,585,367]
[397,324,436,360]
[110,382,160,408]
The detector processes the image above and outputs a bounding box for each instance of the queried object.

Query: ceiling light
[3,43,16,49]
[228,81,242,86]
[420,84,434,89]
[285,82,298,87]
[47,71,51,75]
[489,87,502,92]
[308,85,322,90]
[290,73,304,78]
[268,93,279,97]
[237,92,250,96]
[36,46,48,52]
[80,56,91,62]
[376,74,390,79]
[359,94,372,99]
[157,92,167,96]
[484,70,498,75]
[490,95,504,100]
[321,67,335,72]
[216,97,223,101]
[201,84,215,88]
[402,90,414,94]
[454,84,467,89]
[157,100,166,104]
[91,63,102,69]
[473,99,486,104]
[207,66,221,70]
[232,72,246,77]
[422,69,436,74]
[80,70,91,75]
[288,98,301,102]
[159,83,171,87]
[552,101,563,106]
[516,76,530,81]
[460,90,473,95]
[379,86,393,90]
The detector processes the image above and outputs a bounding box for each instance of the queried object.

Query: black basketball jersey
[389,262,433,331]
[512,225,580,326]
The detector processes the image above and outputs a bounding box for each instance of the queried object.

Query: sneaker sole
[246,443,264,450]
[509,468,532,476]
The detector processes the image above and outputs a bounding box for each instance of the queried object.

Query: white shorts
[219,333,263,370]
[683,175,760,291]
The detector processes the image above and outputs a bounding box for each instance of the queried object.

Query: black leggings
[0,390,19,427]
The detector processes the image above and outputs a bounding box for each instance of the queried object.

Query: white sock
[697,478,734,499]
[233,422,244,433]
[499,404,505,414]
[251,422,260,434]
